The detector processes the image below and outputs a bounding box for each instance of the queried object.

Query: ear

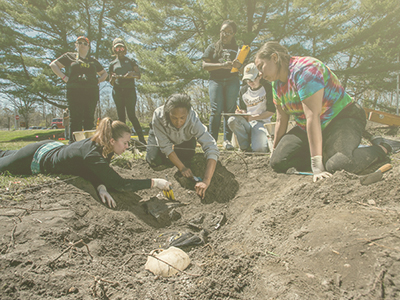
[271,53,278,63]
[110,138,116,146]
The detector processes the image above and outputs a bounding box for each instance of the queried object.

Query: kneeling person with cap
[227,63,276,152]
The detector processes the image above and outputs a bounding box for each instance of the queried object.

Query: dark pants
[0,141,54,175]
[146,128,196,167]
[270,103,387,174]
[67,87,99,142]
[208,76,240,142]
[112,87,145,143]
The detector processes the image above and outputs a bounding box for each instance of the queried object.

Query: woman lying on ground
[228,62,276,153]
[0,117,171,208]
[146,94,219,199]
[255,41,397,182]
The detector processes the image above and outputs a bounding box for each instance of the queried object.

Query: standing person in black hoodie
[0,117,171,208]
[109,38,146,145]
[50,36,107,142]
[202,20,243,150]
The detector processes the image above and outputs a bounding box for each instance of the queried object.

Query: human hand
[222,61,233,69]
[195,181,209,199]
[152,178,171,190]
[97,184,116,208]
[311,155,332,182]
[313,171,332,182]
[180,167,194,178]
[232,59,242,69]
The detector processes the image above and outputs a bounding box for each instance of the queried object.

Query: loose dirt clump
[1,143,400,299]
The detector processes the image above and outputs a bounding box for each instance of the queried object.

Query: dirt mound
[1,154,400,299]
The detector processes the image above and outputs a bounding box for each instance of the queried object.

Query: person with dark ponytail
[0,118,171,208]
[202,20,243,150]
[146,94,219,199]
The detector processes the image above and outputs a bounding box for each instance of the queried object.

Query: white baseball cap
[242,63,259,82]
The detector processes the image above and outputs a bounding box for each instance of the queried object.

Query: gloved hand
[152,178,171,190]
[311,155,332,183]
[97,184,116,208]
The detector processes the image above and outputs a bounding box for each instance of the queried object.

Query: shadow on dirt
[70,177,168,228]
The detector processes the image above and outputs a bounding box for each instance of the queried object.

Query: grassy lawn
[0,129,67,150]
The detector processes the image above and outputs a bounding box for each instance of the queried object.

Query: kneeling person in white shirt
[228,63,276,152]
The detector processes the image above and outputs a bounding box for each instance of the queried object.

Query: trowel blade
[360,171,383,186]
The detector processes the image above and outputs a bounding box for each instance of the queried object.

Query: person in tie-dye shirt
[255,41,391,182]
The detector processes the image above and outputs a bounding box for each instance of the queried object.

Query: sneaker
[223,140,234,150]
[370,136,400,154]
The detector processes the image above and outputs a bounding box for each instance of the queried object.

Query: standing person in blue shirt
[50,36,107,143]
[146,94,219,199]
[228,63,276,152]
[202,20,243,150]
[109,38,146,145]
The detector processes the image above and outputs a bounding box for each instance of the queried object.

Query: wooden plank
[368,111,400,126]
[363,108,400,126]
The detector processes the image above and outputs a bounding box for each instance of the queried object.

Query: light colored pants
[227,116,269,152]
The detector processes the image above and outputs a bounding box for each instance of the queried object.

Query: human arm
[84,153,152,192]
[273,105,289,150]
[195,158,217,199]
[109,64,116,86]
[302,88,332,182]
[97,69,107,84]
[125,65,141,79]
[202,59,233,71]
[248,111,275,121]
[49,59,68,83]
[167,151,194,178]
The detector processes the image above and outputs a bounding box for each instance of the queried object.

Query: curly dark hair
[164,94,192,124]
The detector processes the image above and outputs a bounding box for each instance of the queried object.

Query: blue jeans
[228,116,269,152]
[208,76,240,142]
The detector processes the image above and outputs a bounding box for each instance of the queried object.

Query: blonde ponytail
[91,117,131,158]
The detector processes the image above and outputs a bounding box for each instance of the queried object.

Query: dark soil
[1,125,400,299]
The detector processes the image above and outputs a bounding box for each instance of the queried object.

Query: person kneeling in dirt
[0,117,171,208]
[228,62,276,152]
[146,94,219,199]
[255,41,398,182]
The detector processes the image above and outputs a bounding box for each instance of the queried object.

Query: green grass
[0,129,65,143]
[0,129,68,151]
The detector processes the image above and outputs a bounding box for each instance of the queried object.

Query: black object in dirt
[168,230,208,248]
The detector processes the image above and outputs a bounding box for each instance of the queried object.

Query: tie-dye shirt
[273,56,353,130]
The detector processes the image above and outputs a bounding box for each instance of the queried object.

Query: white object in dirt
[145,246,190,277]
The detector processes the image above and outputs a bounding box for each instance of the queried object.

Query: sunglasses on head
[77,41,89,46]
